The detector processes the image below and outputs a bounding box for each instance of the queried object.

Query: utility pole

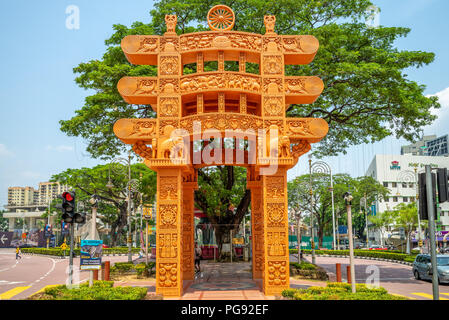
[414,167,423,253]
[425,165,439,300]
[127,153,133,263]
[296,210,301,263]
[88,195,98,287]
[344,192,356,293]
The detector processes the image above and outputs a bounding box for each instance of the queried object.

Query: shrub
[282,283,408,300]
[39,281,147,300]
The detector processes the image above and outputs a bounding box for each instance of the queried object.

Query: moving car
[369,245,388,251]
[413,254,449,284]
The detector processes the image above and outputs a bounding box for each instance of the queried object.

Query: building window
[409,183,414,188]
[383,182,388,187]
[402,183,407,188]
[393,197,398,202]
[384,197,389,202]
[410,197,415,202]
[403,197,408,202]
[392,182,397,188]
[441,212,445,217]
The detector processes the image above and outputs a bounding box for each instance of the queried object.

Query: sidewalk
[114,260,324,300]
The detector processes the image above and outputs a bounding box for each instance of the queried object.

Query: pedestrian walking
[16,246,22,260]
[194,242,202,273]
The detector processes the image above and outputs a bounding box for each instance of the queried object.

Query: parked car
[413,254,449,284]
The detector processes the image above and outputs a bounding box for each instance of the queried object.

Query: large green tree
[52,163,156,246]
[59,0,439,250]
[288,173,388,247]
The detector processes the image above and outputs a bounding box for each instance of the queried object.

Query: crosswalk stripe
[411,292,449,300]
[0,286,31,300]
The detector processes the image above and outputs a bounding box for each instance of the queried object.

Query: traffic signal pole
[425,165,439,300]
[69,222,74,287]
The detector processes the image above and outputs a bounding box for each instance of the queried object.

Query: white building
[365,154,449,244]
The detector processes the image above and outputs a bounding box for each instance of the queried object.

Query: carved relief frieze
[136,37,158,53]
[159,263,178,287]
[287,119,313,135]
[133,79,158,95]
[180,32,262,52]
[179,113,263,134]
[285,78,308,94]
[282,36,304,53]
[180,73,261,93]
[160,37,180,52]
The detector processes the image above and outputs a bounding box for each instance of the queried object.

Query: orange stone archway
[113,5,328,297]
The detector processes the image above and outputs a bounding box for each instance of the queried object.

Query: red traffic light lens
[63,192,74,201]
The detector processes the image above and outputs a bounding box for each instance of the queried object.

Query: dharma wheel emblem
[207,5,235,31]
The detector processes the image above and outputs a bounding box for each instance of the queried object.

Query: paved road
[300,255,449,300]
[0,248,135,300]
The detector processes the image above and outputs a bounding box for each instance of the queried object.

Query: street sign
[0,232,13,248]
[338,225,348,234]
[80,239,103,270]
[60,242,68,250]
[143,205,153,220]
[44,224,52,238]
[370,204,376,216]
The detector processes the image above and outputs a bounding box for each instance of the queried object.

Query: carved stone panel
[267,203,285,228]
[159,97,180,117]
[160,56,179,75]
[266,176,285,198]
[159,233,178,258]
[267,261,288,286]
[267,232,286,256]
[159,263,178,287]
[159,204,178,229]
[263,56,283,75]
[263,96,284,117]
[160,176,179,200]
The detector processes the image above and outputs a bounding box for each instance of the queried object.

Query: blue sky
[1,0,449,207]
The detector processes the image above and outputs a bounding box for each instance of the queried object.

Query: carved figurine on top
[264,15,276,35]
[165,15,177,35]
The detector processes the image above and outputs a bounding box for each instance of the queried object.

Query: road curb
[301,253,413,266]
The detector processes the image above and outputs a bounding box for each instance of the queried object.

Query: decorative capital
[264,15,276,34]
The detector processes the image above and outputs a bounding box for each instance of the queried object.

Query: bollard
[346,265,351,284]
[93,270,99,281]
[104,261,110,281]
[336,263,342,282]
[100,262,105,280]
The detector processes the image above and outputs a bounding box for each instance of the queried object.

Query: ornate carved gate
[113,5,328,297]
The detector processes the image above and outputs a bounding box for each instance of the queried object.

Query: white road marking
[0,280,25,286]
[0,260,19,273]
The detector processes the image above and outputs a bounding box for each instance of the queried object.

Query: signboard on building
[390,161,401,170]
[338,225,348,235]
[80,239,103,270]
[370,204,377,216]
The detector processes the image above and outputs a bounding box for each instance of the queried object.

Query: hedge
[282,282,408,300]
[290,249,416,262]
[111,262,156,278]
[21,247,140,256]
[29,281,148,300]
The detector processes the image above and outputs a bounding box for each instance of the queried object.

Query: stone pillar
[9,218,15,231]
[155,168,184,297]
[181,174,197,280]
[262,168,289,296]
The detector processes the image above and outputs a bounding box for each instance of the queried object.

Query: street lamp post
[310,160,336,250]
[344,191,356,293]
[308,155,316,264]
[107,152,139,263]
[360,195,369,248]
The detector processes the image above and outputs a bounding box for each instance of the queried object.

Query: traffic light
[61,191,76,223]
[73,212,86,224]
[418,172,437,220]
[437,168,449,203]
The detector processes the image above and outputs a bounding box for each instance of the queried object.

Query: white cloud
[0,144,13,157]
[46,145,74,152]
[425,86,449,135]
